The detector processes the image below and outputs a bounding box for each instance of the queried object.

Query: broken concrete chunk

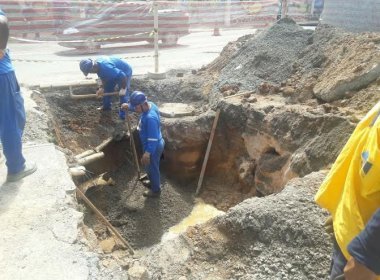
[160,103,195,118]
[128,265,150,280]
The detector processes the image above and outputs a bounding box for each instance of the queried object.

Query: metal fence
[0,0,322,47]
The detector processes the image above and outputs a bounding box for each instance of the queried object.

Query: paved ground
[0,144,101,280]
[9,28,257,87]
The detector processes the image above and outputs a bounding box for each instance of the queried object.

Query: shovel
[69,85,125,100]
[125,111,148,182]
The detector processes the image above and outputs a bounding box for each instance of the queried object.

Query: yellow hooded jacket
[315,101,380,264]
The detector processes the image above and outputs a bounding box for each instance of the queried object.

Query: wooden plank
[195,109,221,196]
[76,188,135,255]
[69,85,122,100]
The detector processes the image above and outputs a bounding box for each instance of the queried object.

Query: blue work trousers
[0,72,26,174]
[145,138,165,193]
[103,76,131,119]
[330,239,347,280]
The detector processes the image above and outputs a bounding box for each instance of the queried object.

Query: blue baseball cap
[79,59,93,76]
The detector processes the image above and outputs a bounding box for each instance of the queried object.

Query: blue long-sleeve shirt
[348,208,380,275]
[0,10,12,75]
[138,102,162,155]
[0,51,14,74]
[96,57,132,89]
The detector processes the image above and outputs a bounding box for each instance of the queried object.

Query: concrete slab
[160,103,195,118]
[0,143,101,280]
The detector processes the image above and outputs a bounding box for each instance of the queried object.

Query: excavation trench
[40,84,249,251]
[38,71,355,253]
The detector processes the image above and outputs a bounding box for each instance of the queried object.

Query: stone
[127,265,150,280]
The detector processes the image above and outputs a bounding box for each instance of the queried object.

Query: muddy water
[167,198,224,235]
[160,198,224,243]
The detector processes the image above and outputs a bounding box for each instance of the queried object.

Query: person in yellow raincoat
[315,102,380,280]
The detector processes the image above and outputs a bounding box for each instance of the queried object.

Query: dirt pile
[215,18,314,92]
[139,171,331,280]
[205,18,380,112]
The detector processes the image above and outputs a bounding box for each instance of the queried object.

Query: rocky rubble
[138,171,331,280]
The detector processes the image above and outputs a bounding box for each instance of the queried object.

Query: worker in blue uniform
[121,91,164,198]
[0,10,37,182]
[79,57,132,119]
[315,101,380,280]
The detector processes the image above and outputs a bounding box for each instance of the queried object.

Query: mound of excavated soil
[214,18,314,93]
[139,171,331,280]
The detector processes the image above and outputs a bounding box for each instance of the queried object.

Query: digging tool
[69,85,125,100]
[125,111,149,182]
[334,275,345,280]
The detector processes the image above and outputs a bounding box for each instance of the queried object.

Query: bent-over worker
[79,56,132,119]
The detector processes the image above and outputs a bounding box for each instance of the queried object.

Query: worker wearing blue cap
[0,11,37,182]
[79,57,132,119]
[121,91,165,198]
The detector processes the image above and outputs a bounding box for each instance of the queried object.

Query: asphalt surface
[9,28,257,87]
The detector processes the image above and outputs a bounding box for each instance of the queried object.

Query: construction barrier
[0,0,323,46]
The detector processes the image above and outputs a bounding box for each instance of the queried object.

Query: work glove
[120,103,129,111]
[96,88,104,98]
[119,88,127,96]
[324,215,334,238]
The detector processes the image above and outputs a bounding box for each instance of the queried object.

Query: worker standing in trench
[121,91,165,198]
[79,57,132,120]
[0,9,37,182]
[315,101,380,280]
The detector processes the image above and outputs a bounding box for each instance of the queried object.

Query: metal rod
[153,2,159,73]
